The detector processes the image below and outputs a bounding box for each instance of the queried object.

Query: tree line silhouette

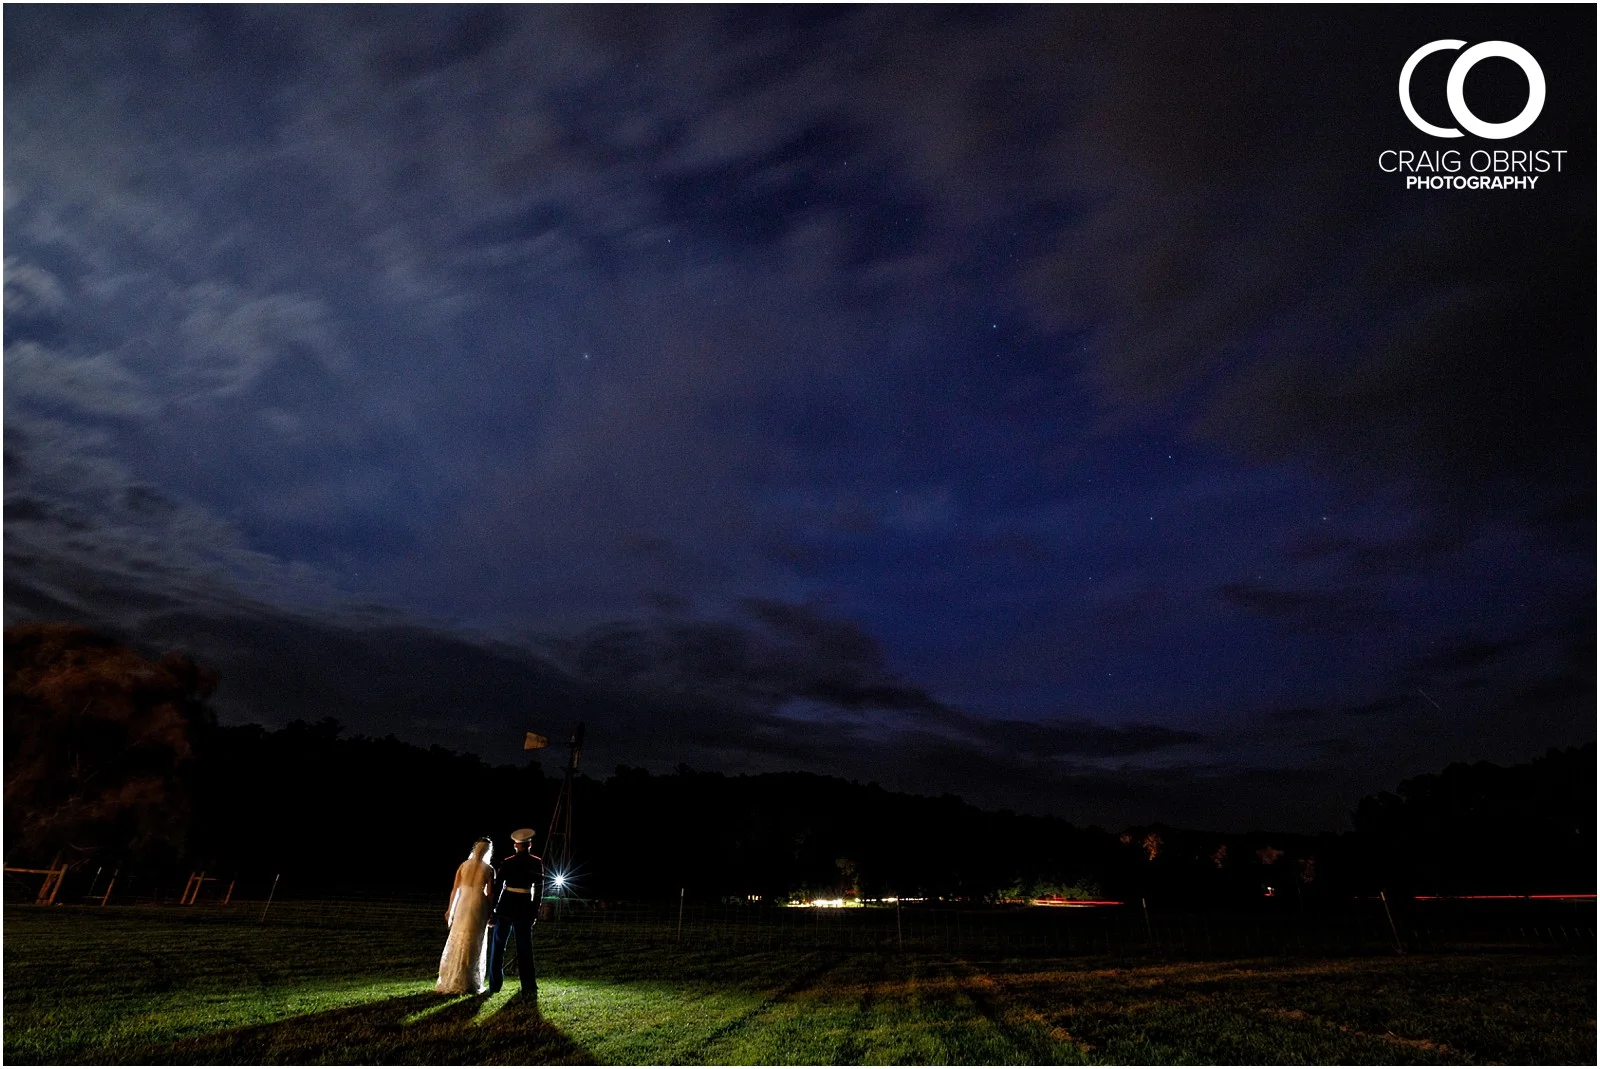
[6,623,1594,904]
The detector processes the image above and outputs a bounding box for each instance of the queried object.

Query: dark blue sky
[5,6,1593,831]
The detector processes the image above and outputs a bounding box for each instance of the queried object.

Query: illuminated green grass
[4,905,1592,1064]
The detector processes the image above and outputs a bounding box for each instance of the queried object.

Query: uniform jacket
[493,850,545,919]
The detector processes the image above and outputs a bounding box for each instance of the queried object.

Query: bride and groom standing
[436,827,545,997]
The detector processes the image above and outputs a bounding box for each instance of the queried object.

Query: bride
[436,837,495,994]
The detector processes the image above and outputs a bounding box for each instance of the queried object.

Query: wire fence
[8,866,1592,959]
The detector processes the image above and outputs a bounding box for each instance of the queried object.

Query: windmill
[525,722,584,897]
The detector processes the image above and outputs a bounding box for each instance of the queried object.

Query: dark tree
[1352,744,1596,895]
[186,718,550,890]
[4,623,217,864]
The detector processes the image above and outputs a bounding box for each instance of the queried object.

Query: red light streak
[1410,894,1596,901]
[1029,898,1125,907]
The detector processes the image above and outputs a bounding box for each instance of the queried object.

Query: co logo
[1399,40,1545,139]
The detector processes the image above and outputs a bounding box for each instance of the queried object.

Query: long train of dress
[436,859,492,994]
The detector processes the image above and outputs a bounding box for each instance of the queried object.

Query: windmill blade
[524,731,550,750]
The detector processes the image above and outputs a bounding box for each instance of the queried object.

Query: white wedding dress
[435,844,494,994]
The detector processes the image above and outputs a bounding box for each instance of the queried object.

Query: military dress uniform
[488,828,545,995]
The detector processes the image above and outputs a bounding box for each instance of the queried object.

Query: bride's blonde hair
[469,838,493,863]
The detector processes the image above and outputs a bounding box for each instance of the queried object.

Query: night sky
[5,6,1594,832]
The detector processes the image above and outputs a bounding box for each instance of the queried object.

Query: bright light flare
[785,897,863,908]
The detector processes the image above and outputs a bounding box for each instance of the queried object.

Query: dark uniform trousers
[489,851,544,994]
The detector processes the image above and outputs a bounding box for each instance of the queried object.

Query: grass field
[4,902,1594,1065]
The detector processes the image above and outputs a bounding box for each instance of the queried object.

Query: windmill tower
[528,722,584,889]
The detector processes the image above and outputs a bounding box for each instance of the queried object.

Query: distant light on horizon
[787,897,862,909]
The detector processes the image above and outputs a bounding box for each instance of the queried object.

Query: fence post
[38,866,56,905]
[1379,891,1405,954]
[44,864,66,905]
[259,873,281,924]
[100,866,119,907]
[677,887,685,941]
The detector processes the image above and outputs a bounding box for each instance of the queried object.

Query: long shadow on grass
[88,991,600,1065]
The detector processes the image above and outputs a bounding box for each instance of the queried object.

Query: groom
[488,827,545,997]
